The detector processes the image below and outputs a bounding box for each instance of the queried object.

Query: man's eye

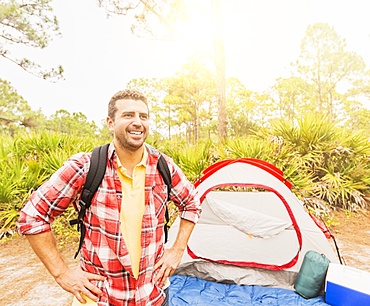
[140,115,148,120]
[123,113,133,118]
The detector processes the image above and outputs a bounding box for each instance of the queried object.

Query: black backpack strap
[70,143,109,258]
[157,154,172,243]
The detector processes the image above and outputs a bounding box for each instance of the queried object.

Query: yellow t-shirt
[117,150,147,280]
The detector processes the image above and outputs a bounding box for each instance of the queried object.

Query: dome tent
[167,158,340,305]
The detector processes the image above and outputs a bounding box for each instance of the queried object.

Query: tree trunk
[212,0,227,142]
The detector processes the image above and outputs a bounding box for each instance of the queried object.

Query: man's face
[107,99,149,152]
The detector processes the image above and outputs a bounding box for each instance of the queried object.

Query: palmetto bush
[312,132,370,210]
[0,131,104,233]
[220,136,314,193]
[162,140,214,183]
[268,114,370,211]
[2,120,370,238]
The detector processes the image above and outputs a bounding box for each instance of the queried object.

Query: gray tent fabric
[206,193,292,238]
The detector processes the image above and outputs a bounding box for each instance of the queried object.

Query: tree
[126,58,217,142]
[226,78,259,137]
[97,0,228,141]
[0,0,63,80]
[211,0,226,141]
[46,110,99,136]
[164,59,217,143]
[342,97,370,132]
[98,0,187,38]
[0,78,46,135]
[270,77,314,123]
[294,23,366,121]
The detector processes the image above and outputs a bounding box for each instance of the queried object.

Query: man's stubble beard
[115,130,148,153]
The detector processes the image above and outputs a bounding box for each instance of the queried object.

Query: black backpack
[70,144,172,259]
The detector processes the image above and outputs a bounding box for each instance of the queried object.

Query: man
[17,89,202,305]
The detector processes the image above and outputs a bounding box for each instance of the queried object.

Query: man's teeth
[130,131,142,135]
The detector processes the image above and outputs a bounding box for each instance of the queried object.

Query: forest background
[1,0,370,239]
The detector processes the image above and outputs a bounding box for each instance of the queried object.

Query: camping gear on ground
[325,263,370,306]
[69,144,172,258]
[167,158,341,305]
[294,250,330,298]
[169,274,329,305]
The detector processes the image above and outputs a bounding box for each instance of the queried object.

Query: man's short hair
[108,89,148,119]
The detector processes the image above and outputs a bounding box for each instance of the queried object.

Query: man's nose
[132,114,142,125]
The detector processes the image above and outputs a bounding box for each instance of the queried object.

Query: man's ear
[106,117,114,132]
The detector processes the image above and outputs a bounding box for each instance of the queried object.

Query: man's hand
[154,218,196,287]
[55,265,105,304]
[25,232,105,304]
[153,247,183,287]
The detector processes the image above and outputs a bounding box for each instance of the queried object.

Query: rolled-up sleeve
[18,153,89,235]
[169,161,202,224]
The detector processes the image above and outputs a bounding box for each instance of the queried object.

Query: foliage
[1,80,102,137]
[225,78,260,137]
[128,58,219,143]
[294,23,366,121]
[0,131,104,232]
[0,78,46,135]
[162,140,214,182]
[97,0,228,141]
[3,12,370,239]
[114,22,370,141]
[164,59,217,143]
[270,77,314,123]
[98,0,188,38]
[0,0,63,80]
[45,110,100,137]
[4,21,368,146]
[220,135,314,192]
[2,119,370,241]
[265,114,370,210]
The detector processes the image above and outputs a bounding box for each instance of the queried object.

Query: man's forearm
[171,218,195,253]
[25,231,68,279]
[26,231,105,303]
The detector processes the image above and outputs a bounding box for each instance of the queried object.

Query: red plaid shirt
[18,143,201,306]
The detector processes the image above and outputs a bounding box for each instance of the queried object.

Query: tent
[167,158,340,305]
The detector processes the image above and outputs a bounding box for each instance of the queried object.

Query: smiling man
[18,89,202,306]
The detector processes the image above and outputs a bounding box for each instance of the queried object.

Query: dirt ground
[328,210,370,271]
[1,210,369,306]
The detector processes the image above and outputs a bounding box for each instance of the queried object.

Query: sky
[2,0,370,125]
